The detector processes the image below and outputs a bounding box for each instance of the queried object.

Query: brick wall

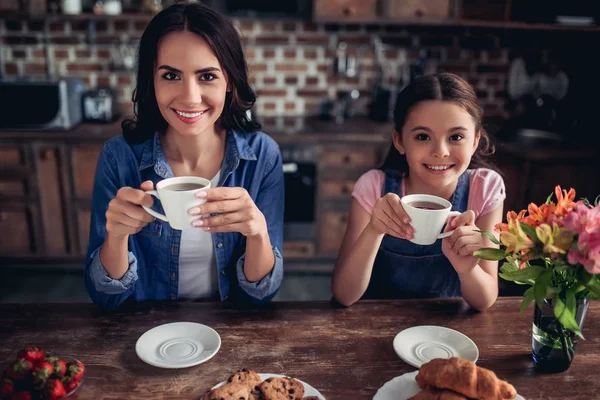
[1,17,598,132]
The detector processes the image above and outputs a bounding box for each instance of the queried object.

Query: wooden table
[1,298,598,399]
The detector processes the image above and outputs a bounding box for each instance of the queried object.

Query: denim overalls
[363,170,470,299]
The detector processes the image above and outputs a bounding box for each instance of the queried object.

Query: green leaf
[500,264,545,284]
[519,222,540,243]
[586,275,600,299]
[499,261,519,274]
[520,287,535,313]
[534,270,552,309]
[553,294,584,339]
[545,191,554,204]
[594,194,600,207]
[474,229,500,245]
[473,248,506,261]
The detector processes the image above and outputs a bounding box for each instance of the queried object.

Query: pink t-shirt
[352,168,506,219]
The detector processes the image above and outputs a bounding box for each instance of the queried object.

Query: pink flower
[564,202,600,235]
[564,203,600,274]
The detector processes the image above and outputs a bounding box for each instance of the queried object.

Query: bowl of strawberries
[1,346,85,400]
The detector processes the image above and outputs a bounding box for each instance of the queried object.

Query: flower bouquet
[474,186,600,372]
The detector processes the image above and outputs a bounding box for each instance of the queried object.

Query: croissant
[408,387,469,400]
[415,357,517,400]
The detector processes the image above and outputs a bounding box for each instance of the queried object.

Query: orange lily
[499,210,535,254]
[524,203,555,227]
[554,186,576,217]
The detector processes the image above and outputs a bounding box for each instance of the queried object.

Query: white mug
[400,194,461,245]
[142,176,211,230]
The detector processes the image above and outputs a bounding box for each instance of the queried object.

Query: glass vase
[532,298,589,373]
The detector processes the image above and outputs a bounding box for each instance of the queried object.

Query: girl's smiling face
[154,30,229,137]
[394,100,480,189]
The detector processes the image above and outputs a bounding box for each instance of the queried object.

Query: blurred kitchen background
[1,0,599,303]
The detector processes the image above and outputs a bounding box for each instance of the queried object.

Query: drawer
[283,241,315,258]
[0,180,26,197]
[321,179,355,198]
[313,0,377,21]
[318,210,349,254]
[71,146,102,199]
[383,0,450,20]
[0,146,22,166]
[321,148,379,168]
[0,208,33,255]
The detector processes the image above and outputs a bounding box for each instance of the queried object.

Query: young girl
[331,73,505,310]
[85,3,283,310]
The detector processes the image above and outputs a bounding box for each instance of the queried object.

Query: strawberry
[16,347,45,365]
[44,379,66,400]
[1,379,14,398]
[9,392,32,400]
[50,361,66,379]
[32,362,53,384]
[65,361,84,382]
[5,359,33,381]
[61,376,78,394]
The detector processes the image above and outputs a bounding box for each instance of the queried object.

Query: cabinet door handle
[39,149,52,160]
[342,155,351,164]
[415,9,425,17]
[341,185,351,195]
[343,6,356,16]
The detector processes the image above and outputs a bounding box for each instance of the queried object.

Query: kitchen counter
[2,119,596,159]
[0,118,393,144]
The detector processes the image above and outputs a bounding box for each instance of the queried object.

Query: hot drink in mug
[400,194,460,245]
[142,176,211,230]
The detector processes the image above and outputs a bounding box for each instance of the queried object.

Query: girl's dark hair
[122,2,260,143]
[380,72,496,174]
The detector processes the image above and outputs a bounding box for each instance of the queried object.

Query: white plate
[213,373,325,399]
[135,322,221,369]
[374,371,525,400]
[393,325,479,368]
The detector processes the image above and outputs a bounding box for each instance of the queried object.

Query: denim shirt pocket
[138,220,163,237]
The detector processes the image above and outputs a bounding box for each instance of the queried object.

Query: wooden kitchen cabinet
[383,0,451,20]
[313,0,377,22]
[316,142,386,256]
[0,207,34,255]
[495,144,600,215]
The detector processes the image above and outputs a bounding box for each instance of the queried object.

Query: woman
[85,2,283,310]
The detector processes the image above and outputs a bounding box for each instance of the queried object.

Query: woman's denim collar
[137,130,258,180]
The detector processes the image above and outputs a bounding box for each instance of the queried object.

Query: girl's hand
[189,187,267,237]
[105,181,156,237]
[441,210,484,274]
[368,193,414,240]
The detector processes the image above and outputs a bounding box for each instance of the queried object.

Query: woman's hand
[105,181,156,237]
[368,193,414,240]
[189,187,267,237]
[442,210,484,274]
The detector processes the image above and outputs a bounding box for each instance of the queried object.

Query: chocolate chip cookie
[203,382,252,400]
[256,377,304,400]
[227,369,262,389]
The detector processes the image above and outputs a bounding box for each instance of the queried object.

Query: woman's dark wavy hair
[122,2,260,143]
[380,72,496,174]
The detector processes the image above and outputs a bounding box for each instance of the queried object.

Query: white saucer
[393,325,478,368]
[213,373,325,399]
[374,371,525,400]
[135,322,221,369]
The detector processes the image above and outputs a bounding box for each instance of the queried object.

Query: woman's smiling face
[154,30,229,137]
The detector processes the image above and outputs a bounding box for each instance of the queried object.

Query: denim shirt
[84,130,284,310]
